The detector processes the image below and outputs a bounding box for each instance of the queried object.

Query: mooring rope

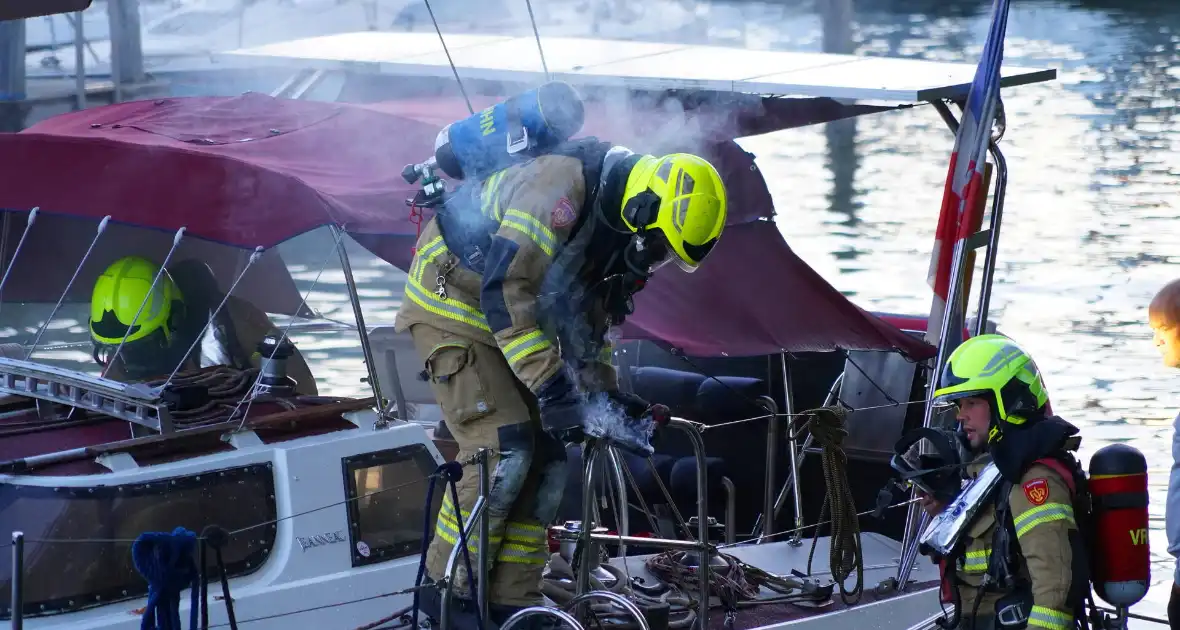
[803,405,864,605]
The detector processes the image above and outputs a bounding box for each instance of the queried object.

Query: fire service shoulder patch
[551,197,577,229]
[1022,478,1049,506]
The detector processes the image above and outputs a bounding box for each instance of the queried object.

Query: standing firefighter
[396,134,727,622]
[922,334,1087,630]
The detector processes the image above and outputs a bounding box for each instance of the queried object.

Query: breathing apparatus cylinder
[1088,443,1150,608]
[433,81,586,181]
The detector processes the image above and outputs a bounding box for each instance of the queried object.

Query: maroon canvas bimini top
[0,92,933,359]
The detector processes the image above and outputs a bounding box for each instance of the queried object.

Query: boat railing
[756,370,844,545]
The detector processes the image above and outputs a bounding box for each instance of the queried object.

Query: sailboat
[0,4,1118,630]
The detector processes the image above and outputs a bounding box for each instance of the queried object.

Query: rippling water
[4,0,1179,624]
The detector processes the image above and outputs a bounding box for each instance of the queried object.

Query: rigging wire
[523,0,550,80]
[231,229,345,430]
[421,0,474,115]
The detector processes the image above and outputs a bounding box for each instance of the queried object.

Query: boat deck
[602,533,943,630]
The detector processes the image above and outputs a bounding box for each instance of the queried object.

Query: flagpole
[903,0,1011,591]
[897,234,971,589]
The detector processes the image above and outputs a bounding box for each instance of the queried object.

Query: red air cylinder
[1088,443,1150,608]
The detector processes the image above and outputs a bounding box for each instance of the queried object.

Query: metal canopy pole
[71,11,85,110]
[975,144,1008,335]
[328,225,386,413]
[477,448,490,624]
[761,394,779,542]
[11,531,24,629]
[781,353,804,546]
[929,98,1010,337]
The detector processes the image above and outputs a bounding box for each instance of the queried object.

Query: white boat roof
[219,31,1057,102]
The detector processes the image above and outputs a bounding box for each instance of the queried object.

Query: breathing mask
[889,426,970,505]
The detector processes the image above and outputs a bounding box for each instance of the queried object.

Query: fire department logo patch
[551,197,577,229]
[1023,478,1049,506]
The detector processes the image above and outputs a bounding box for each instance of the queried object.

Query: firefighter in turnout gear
[925,334,1087,630]
[89,256,317,393]
[396,139,727,622]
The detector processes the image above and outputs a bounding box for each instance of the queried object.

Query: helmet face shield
[620,154,727,274]
[91,326,176,380]
[931,388,989,410]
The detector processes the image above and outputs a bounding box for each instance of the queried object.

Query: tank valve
[402,157,446,208]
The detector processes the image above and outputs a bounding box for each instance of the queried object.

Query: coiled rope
[802,405,864,605]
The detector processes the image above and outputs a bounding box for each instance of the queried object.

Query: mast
[0,19,26,132]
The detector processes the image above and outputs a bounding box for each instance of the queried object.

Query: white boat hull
[10,411,942,629]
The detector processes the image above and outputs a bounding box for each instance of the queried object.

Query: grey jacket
[1168,413,1180,583]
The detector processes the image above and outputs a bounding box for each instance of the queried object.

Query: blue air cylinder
[433,81,585,181]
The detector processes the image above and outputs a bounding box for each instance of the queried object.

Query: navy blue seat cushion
[629,366,764,420]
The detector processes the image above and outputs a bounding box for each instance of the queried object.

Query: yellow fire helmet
[620,153,727,273]
[89,256,184,347]
[932,333,1049,439]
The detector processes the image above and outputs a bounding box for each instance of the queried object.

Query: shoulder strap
[1033,456,1077,495]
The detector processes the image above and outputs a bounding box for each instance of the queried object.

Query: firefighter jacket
[395,153,618,395]
[955,452,1078,630]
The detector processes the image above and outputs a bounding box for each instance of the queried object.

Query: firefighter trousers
[410,324,569,608]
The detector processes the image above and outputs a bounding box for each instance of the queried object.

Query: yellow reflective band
[502,330,552,368]
[437,510,505,553]
[505,521,545,535]
[482,171,507,221]
[1014,503,1075,538]
[1029,606,1072,630]
[434,513,462,546]
[501,209,556,256]
[406,279,492,332]
[961,548,991,574]
[406,235,492,331]
[413,236,448,281]
[598,344,614,364]
[439,495,480,527]
[495,541,549,565]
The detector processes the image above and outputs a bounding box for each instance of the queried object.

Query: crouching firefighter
[918,334,1090,630]
[395,102,729,625]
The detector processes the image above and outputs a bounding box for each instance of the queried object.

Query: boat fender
[131,526,200,630]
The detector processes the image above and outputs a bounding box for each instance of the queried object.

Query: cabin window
[0,463,276,619]
[343,444,443,567]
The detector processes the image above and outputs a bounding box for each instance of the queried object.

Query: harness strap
[1033,457,1077,495]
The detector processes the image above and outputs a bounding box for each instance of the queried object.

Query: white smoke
[580,389,656,457]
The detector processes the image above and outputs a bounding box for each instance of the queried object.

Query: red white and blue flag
[926,0,1011,349]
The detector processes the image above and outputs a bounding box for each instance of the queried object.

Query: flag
[925,0,1011,350]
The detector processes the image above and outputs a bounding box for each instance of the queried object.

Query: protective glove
[536,371,589,443]
[604,390,651,419]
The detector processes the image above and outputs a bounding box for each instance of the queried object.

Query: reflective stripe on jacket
[396,154,617,393]
[956,456,1077,630]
